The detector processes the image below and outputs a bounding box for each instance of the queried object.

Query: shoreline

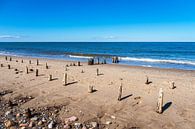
[0,55,195,128]
[1,55,195,73]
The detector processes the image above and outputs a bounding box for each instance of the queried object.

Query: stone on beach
[65,116,78,124]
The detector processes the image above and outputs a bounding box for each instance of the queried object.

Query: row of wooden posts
[5,56,118,65]
[88,58,107,65]
[2,56,171,114]
[87,56,120,65]
[3,57,75,86]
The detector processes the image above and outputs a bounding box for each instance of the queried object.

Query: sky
[0,0,195,42]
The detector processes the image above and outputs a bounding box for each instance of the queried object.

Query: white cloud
[103,36,117,39]
[0,35,21,39]
[92,35,118,40]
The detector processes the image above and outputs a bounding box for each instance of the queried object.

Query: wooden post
[36,69,38,76]
[96,68,99,76]
[97,58,100,64]
[29,60,31,64]
[88,86,94,93]
[81,70,84,73]
[112,56,119,63]
[104,59,106,64]
[145,76,150,85]
[156,88,163,114]
[118,84,123,101]
[170,81,176,89]
[36,59,39,66]
[26,66,29,74]
[9,57,12,61]
[21,60,23,63]
[116,56,119,63]
[8,65,11,69]
[5,56,7,61]
[63,73,67,86]
[48,74,52,81]
[46,63,49,69]
[0,64,3,67]
[78,61,81,66]
[88,58,94,65]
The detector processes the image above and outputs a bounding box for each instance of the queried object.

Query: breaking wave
[120,57,195,66]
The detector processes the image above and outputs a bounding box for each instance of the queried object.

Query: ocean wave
[0,51,18,56]
[120,57,195,66]
[142,65,152,67]
[68,55,92,59]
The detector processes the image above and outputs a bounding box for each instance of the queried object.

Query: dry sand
[0,56,195,129]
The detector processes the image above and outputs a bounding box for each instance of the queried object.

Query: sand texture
[0,56,195,129]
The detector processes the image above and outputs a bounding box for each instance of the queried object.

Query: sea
[0,42,195,70]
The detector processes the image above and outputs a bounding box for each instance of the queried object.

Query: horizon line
[1,41,195,43]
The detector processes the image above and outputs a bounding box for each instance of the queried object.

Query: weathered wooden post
[36,59,39,66]
[116,56,119,63]
[21,60,23,63]
[156,88,163,114]
[29,60,31,64]
[97,58,100,64]
[0,64,3,67]
[26,66,28,74]
[36,69,38,76]
[48,74,52,81]
[63,73,67,86]
[88,58,94,65]
[112,56,119,63]
[96,68,99,76]
[5,56,7,61]
[78,61,81,66]
[118,84,123,101]
[170,81,176,89]
[9,57,12,61]
[104,59,106,64]
[81,69,84,73]
[88,86,94,93]
[8,64,11,69]
[145,76,150,85]
[46,63,49,69]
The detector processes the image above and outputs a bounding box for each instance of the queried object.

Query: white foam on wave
[68,55,92,59]
[0,51,18,56]
[142,65,152,67]
[120,57,195,66]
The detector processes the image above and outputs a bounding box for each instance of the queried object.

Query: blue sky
[0,0,195,42]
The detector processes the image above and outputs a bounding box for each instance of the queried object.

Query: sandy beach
[0,55,195,129]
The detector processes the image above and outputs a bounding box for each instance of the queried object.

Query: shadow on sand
[120,94,133,101]
[163,102,172,113]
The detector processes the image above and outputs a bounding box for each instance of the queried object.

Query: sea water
[0,42,195,70]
